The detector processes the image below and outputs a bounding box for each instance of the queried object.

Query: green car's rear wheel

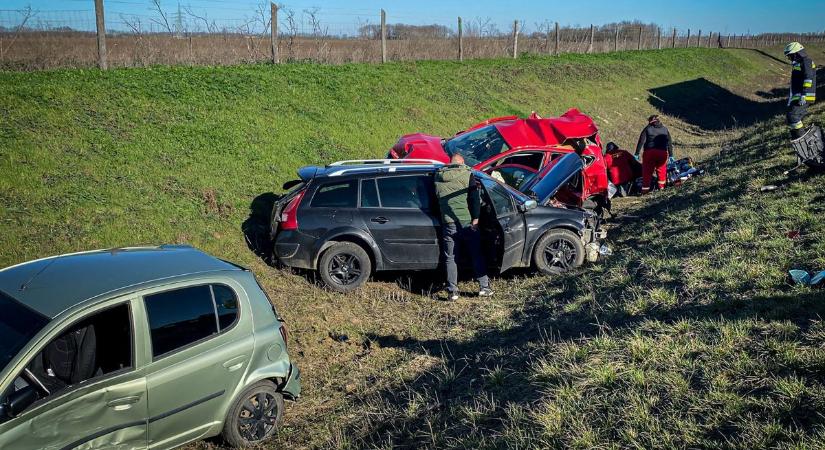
[222,380,284,447]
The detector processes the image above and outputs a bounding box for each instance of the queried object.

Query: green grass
[2,46,824,449]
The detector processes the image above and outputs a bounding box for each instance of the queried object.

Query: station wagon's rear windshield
[0,291,49,372]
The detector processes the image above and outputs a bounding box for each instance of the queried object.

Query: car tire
[533,229,586,275]
[221,380,284,448]
[318,242,371,293]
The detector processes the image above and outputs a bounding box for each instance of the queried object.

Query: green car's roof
[0,245,244,319]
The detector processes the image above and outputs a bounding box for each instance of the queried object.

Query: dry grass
[0,30,779,71]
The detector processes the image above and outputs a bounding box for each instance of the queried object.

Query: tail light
[278,321,289,350]
[279,189,306,231]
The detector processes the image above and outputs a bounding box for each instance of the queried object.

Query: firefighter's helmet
[784,42,804,56]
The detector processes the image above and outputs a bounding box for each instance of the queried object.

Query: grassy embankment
[2,46,824,448]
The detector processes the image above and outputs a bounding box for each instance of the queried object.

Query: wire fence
[1,3,824,70]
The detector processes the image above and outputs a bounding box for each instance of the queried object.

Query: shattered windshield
[444,125,510,166]
[0,291,49,372]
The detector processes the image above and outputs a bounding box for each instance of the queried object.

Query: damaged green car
[0,245,300,449]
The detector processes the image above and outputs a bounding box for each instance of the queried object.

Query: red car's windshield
[444,125,510,165]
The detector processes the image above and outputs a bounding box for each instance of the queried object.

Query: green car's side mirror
[4,385,37,419]
[520,199,538,212]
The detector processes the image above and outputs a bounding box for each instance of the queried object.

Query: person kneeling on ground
[604,142,642,196]
[435,154,493,300]
[635,115,673,194]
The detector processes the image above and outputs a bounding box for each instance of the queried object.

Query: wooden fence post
[697,30,701,47]
[380,9,387,63]
[657,27,662,49]
[672,28,676,48]
[707,32,712,47]
[94,0,107,69]
[587,24,594,53]
[554,22,560,55]
[512,20,518,58]
[545,22,551,54]
[614,26,619,52]
[637,25,642,50]
[726,34,731,48]
[457,17,463,61]
[686,29,690,48]
[270,2,278,63]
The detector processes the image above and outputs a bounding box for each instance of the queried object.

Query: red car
[389,109,609,209]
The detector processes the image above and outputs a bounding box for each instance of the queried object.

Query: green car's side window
[1,303,133,416]
[143,283,240,359]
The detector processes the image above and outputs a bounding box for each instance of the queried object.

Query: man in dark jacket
[635,115,673,194]
[784,42,817,139]
[435,154,492,300]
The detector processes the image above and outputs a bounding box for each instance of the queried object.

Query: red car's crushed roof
[460,108,600,148]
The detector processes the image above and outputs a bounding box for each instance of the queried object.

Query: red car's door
[580,145,609,200]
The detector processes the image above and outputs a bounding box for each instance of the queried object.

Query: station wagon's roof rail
[327,159,444,167]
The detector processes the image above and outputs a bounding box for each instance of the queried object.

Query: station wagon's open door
[480,178,526,273]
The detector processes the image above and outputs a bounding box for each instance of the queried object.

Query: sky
[3,0,825,36]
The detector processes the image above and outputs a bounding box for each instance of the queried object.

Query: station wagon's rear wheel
[318,242,371,293]
[533,229,585,275]
[221,380,284,448]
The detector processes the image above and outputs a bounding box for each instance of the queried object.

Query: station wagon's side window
[310,180,358,208]
[144,284,240,358]
[1,303,132,415]
[487,184,516,217]
[360,179,380,207]
[376,176,433,209]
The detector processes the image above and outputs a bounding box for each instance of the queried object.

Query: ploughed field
[2,45,824,448]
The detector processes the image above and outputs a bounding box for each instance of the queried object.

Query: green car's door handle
[107,395,141,411]
[223,355,248,372]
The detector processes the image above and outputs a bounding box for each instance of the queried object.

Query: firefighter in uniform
[784,42,816,139]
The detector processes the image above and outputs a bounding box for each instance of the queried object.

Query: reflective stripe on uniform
[791,94,801,100]
[805,94,816,102]
[804,80,813,88]
[790,121,804,130]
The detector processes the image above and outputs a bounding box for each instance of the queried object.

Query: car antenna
[18,255,60,292]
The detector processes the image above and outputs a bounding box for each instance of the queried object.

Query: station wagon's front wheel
[222,380,284,448]
[533,229,586,275]
[318,242,371,293]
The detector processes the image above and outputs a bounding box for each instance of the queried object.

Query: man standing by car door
[435,154,493,300]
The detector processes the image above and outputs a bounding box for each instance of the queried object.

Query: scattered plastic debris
[760,185,778,192]
[789,269,825,286]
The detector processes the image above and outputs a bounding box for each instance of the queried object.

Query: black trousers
[441,222,489,293]
[787,103,808,139]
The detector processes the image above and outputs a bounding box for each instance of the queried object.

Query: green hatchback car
[0,245,300,449]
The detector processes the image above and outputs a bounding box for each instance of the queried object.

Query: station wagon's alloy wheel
[533,229,586,275]
[318,242,372,293]
[221,380,284,448]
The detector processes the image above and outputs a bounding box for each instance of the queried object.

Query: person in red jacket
[604,142,642,195]
[635,115,673,194]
